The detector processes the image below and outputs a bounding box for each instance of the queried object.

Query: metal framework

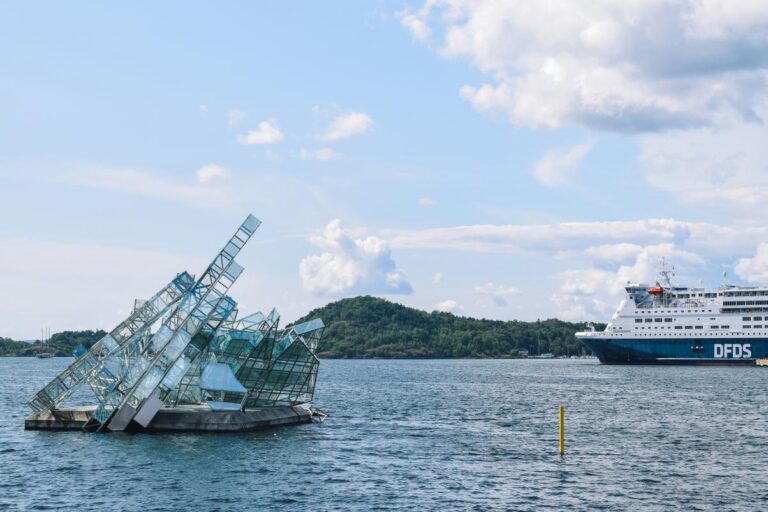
[28,214,325,433]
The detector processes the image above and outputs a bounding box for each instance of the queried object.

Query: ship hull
[577,336,768,366]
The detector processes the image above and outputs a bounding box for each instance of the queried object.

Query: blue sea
[2,357,768,511]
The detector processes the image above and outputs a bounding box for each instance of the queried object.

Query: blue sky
[3,1,768,338]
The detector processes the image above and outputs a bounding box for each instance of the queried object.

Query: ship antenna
[658,257,674,288]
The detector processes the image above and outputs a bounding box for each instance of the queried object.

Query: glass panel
[151,325,174,353]
[165,330,192,361]
[102,334,119,352]
[161,357,191,390]
[134,366,164,400]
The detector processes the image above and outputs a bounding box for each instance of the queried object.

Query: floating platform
[25,405,312,433]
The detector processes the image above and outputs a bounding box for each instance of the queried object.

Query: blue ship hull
[578,336,768,365]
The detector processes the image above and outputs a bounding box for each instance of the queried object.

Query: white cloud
[381,219,694,254]
[399,11,431,41]
[433,299,462,313]
[299,147,343,161]
[67,167,229,206]
[378,218,768,258]
[432,271,443,284]
[238,120,284,145]
[555,243,648,265]
[551,243,704,320]
[735,242,768,283]
[418,197,439,206]
[640,113,768,214]
[684,2,768,39]
[551,293,590,322]
[299,219,413,296]
[196,164,230,183]
[474,282,520,306]
[228,109,247,126]
[320,112,374,141]
[532,142,593,187]
[404,0,768,132]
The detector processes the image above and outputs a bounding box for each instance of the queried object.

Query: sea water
[2,358,768,511]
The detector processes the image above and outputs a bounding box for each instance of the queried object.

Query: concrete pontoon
[25,405,314,432]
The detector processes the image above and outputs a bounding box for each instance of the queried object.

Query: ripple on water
[3,358,768,511]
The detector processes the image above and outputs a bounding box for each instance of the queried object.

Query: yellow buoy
[559,404,565,456]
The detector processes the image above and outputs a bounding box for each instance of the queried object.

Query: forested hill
[292,296,602,359]
[1,297,601,358]
[0,330,105,357]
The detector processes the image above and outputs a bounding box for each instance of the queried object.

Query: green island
[0,330,105,357]
[1,296,601,358]
[293,296,600,358]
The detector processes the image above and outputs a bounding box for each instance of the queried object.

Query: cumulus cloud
[735,243,768,283]
[433,299,462,313]
[399,11,431,41]
[238,120,284,145]
[532,142,593,187]
[403,0,768,132]
[299,147,343,161]
[474,282,520,306]
[552,243,704,320]
[228,109,247,126]
[367,217,768,319]
[320,112,374,141]
[432,272,443,284]
[299,219,413,296]
[196,164,230,183]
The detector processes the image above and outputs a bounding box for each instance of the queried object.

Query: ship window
[664,318,672,322]
[674,326,682,330]
[685,326,693,329]
[695,325,703,329]
[743,317,751,321]
[744,325,751,329]
[711,325,719,329]
[756,316,763,321]
[645,318,652,323]
[722,325,729,329]
[654,318,662,323]
[756,325,763,329]
[635,319,642,323]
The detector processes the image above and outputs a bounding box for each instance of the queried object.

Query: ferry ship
[576,260,768,365]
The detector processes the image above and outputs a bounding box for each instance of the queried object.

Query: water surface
[2,358,767,511]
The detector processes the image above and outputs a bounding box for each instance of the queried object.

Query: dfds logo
[714,343,752,358]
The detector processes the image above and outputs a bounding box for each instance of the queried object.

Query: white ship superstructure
[576,260,768,364]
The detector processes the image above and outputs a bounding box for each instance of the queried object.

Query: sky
[3,1,768,339]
